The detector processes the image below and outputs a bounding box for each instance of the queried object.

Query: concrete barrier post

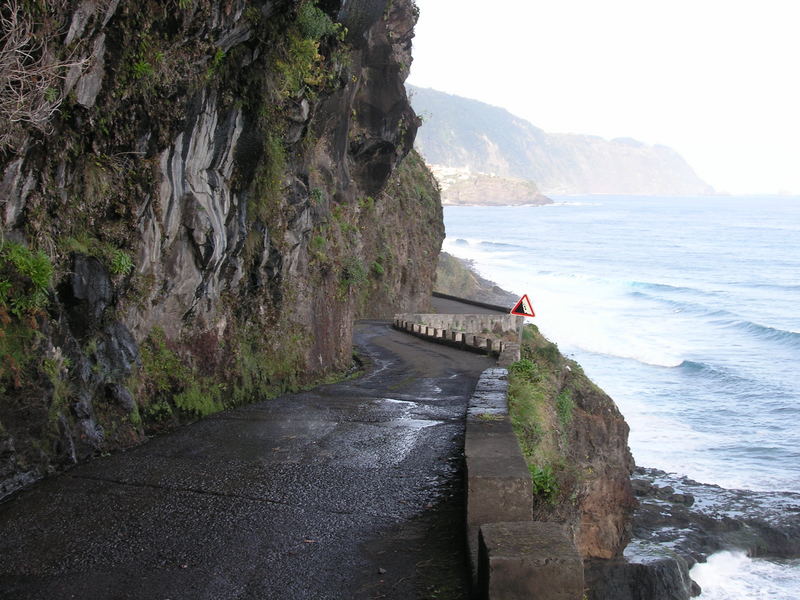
[478,522,584,600]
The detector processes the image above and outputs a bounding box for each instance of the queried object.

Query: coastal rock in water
[585,541,696,600]
[431,167,552,206]
[633,467,800,563]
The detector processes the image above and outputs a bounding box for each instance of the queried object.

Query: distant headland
[410,85,714,198]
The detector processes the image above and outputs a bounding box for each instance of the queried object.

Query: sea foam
[691,551,800,600]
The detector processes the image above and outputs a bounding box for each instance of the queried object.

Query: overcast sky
[407,0,800,195]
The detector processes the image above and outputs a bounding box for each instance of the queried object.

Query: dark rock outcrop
[586,467,800,600]
[633,467,800,563]
[585,545,696,600]
[562,364,636,559]
[0,0,442,497]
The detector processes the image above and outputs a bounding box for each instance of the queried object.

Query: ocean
[441,196,800,599]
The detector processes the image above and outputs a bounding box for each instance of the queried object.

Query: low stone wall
[392,315,521,366]
[465,369,584,599]
[398,312,521,337]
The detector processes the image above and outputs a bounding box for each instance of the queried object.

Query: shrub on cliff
[509,323,635,558]
[0,242,52,318]
[0,242,53,390]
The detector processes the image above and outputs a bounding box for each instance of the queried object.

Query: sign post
[510,294,535,346]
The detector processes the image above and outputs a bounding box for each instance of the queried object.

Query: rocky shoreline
[633,467,800,556]
[628,467,800,596]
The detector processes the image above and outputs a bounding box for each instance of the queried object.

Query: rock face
[555,360,636,559]
[0,0,442,497]
[410,86,714,196]
[585,548,696,600]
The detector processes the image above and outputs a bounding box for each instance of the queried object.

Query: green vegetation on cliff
[508,327,579,507]
[435,252,483,298]
[0,241,53,394]
[434,251,517,307]
[508,323,635,557]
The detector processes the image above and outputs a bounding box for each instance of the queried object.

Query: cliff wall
[509,327,635,559]
[0,0,442,498]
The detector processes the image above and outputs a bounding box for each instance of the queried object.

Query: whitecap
[691,551,800,600]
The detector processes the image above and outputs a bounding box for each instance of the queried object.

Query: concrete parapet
[498,342,521,367]
[396,312,522,337]
[391,314,582,596]
[463,368,583,598]
[465,369,534,578]
[393,313,523,364]
[466,444,533,526]
[468,367,511,417]
[478,522,585,600]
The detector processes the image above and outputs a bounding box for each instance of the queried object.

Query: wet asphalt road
[0,320,494,600]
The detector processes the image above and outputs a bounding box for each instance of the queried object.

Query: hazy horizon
[408,0,800,196]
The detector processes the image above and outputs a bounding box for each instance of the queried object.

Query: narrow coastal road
[0,319,494,600]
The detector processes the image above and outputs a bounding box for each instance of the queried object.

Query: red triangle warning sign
[511,294,535,317]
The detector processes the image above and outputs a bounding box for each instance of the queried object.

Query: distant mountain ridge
[409,86,713,196]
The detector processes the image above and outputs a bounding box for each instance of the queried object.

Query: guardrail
[392,315,521,366]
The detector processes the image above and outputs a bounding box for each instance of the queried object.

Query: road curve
[0,319,495,599]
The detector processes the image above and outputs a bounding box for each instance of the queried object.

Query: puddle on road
[385,418,443,465]
[342,398,447,466]
[381,398,417,407]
